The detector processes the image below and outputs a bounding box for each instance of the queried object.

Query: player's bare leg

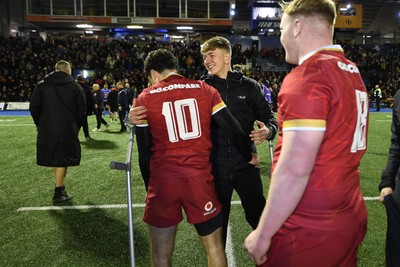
[53,167,67,187]
[52,167,72,204]
[199,227,227,267]
[148,225,177,267]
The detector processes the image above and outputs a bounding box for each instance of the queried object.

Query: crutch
[110,116,136,267]
[268,140,274,176]
[268,140,274,165]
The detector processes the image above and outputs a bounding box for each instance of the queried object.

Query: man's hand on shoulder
[128,98,147,125]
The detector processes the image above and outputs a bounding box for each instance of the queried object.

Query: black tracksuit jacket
[201,70,278,179]
[379,89,400,211]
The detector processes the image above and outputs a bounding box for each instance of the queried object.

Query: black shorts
[194,212,223,236]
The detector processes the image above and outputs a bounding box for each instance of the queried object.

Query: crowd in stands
[340,40,400,101]
[0,35,399,107]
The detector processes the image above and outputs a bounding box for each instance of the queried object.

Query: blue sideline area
[369,107,392,113]
[0,110,31,116]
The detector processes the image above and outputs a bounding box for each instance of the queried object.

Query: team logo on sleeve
[204,201,216,216]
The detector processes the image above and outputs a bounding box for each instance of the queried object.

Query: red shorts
[143,173,222,228]
[259,219,367,267]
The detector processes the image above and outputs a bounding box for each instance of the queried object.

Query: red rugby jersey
[136,74,225,178]
[273,45,369,230]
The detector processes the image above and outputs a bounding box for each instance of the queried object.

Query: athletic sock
[54,186,65,197]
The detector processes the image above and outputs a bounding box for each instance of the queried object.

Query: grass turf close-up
[0,111,392,266]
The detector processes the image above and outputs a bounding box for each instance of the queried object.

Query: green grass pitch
[0,111,391,266]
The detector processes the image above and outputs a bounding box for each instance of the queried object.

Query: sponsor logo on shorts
[203,201,216,216]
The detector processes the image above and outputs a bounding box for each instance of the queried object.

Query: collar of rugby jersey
[299,44,343,65]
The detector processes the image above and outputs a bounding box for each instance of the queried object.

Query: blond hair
[55,60,72,74]
[280,0,336,26]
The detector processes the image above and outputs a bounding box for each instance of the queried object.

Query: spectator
[260,79,272,104]
[76,74,96,140]
[117,81,128,132]
[92,83,110,132]
[107,85,119,124]
[29,60,86,204]
[374,84,382,111]
[125,82,135,107]
[101,82,111,106]
[243,0,369,265]
[4,35,400,104]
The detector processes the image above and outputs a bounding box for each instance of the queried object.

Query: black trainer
[52,193,73,205]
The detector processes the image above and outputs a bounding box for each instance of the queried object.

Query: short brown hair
[201,36,232,55]
[280,0,336,26]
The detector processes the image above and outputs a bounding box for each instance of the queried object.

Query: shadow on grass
[365,151,389,157]
[49,204,149,266]
[80,138,118,149]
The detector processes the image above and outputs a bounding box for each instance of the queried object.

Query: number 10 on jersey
[162,98,202,143]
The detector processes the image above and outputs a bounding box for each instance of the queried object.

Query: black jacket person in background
[379,89,400,267]
[30,60,86,204]
[77,74,95,140]
[117,81,128,132]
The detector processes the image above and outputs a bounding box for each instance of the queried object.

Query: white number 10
[162,98,202,143]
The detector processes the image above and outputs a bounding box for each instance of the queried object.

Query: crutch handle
[110,161,128,171]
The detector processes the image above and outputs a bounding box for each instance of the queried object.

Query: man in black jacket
[200,36,277,245]
[76,74,95,140]
[30,60,86,204]
[379,89,400,267]
[117,81,128,132]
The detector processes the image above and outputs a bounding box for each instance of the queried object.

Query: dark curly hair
[144,49,179,78]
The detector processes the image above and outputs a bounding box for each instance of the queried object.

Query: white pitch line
[16,197,380,267]
[226,222,237,267]
[17,203,145,212]
[16,197,380,212]
[364,196,379,201]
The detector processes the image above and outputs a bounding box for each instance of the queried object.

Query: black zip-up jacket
[379,89,400,211]
[201,70,278,179]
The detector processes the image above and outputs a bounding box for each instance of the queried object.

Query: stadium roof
[13,0,400,38]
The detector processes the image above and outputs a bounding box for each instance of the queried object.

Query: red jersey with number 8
[273,46,369,230]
